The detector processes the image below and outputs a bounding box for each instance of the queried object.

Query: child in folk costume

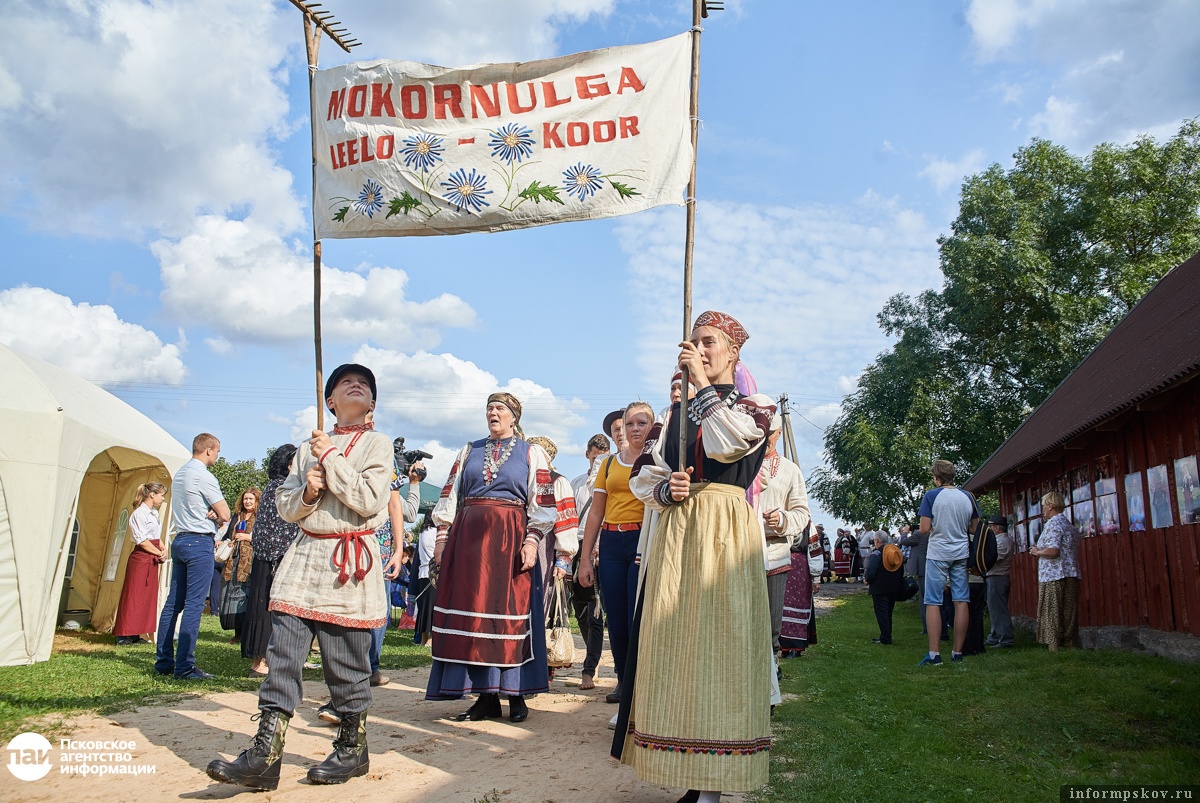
[758,413,813,658]
[615,311,776,803]
[207,364,392,790]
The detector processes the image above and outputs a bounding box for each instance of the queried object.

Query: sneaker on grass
[917,653,943,666]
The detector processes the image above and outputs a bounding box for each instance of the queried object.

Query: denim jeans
[597,528,639,685]
[155,533,215,676]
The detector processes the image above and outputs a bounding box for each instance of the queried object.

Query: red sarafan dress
[113,503,163,637]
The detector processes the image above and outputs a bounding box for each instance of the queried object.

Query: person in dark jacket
[865,532,905,645]
[898,520,929,633]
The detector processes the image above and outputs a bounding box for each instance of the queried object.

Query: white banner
[312,34,692,239]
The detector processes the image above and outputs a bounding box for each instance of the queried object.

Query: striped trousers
[258,613,372,716]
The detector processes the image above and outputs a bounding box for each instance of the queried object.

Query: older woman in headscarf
[615,311,776,803]
[425,393,557,723]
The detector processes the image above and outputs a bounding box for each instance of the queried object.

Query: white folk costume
[271,425,392,629]
[424,435,557,699]
[613,381,777,792]
[540,470,580,595]
[759,452,812,651]
[207,364,392,792]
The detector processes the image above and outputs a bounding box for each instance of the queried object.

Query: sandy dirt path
[6,585,859,803]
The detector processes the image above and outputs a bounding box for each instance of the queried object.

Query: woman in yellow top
[578,402,653,705]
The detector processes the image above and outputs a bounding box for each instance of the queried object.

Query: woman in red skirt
[114,482,167,645]
[425,393,557,723]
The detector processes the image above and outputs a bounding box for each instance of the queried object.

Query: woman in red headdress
[613,311,776,803]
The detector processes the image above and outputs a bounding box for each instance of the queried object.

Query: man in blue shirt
[916,459,979,665]
[155,433,230,680]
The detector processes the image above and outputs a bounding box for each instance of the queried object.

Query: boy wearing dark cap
[208,364,392,790]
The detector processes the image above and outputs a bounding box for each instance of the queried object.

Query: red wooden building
[966,251,1200,639]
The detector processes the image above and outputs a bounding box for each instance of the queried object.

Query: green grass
[0,614,432,740]
[762,593,1200,802]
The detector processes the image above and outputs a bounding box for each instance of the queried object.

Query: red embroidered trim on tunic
[440,459,460,499]
[268,600,385,629]
[535,469,555,507]
[332,423,374,434]
[626,722,771,756]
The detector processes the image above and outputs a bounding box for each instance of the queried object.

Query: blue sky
[1,0,1197,528]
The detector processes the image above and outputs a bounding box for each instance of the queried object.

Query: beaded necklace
[482,436,517,485]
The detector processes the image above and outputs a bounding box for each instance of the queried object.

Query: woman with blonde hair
[218,487,260,644]
[114,482,168,645]
[1030,491,1081,651]
[615,311,776,803]
[578,401,654,709]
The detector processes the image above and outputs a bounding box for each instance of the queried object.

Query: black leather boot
[508,695,528,723]
[453,692,502,721]
[307,711,369,784]
[206,709,290,790]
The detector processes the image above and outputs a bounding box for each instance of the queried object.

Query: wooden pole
[677,0,704,472]
[290,0,357,431]
[303,14,325,431]
[779,393,798,463]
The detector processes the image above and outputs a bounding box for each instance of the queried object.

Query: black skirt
[241,556,279,660]
[411,576,434,642]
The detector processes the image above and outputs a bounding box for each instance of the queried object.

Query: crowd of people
[107,309,1081,799]
[820,460,1081,662]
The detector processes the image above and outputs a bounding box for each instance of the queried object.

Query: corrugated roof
[966,250,1200,493]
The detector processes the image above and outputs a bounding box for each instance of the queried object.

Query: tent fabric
[0,343,190,666]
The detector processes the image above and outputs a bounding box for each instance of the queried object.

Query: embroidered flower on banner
[562,163,604,201]
[353,179,385,218]
[442,168,493,213]
[489,123,536,164]
[400,133,445,172]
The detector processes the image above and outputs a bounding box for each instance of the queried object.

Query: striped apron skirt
[612,483,771,791]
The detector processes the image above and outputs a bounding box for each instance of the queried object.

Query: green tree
[207,449,274,508]
[812,120,1200,523]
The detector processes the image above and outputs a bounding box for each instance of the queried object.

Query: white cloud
[354,346,588,455]
[614,193,941,516]
[966,0,1200,147]
[153,216,475,348]
[204,336,232,355]
[277,347,589,485]
[0,286,186,384]
[331,0,616,67]
[836,374,859,395]
[918,148,987,193]
[0,0,301,238]
[0,0,618,241]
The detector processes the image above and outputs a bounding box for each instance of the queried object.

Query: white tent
[0,343,190,666]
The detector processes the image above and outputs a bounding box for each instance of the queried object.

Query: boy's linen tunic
[272,429,391,628]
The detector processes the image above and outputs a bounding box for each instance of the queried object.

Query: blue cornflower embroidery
[353,179,385,217]
[400,133,445,172]
[489,123,536,164]
[562,163,604,201]
[441,168,493,213]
